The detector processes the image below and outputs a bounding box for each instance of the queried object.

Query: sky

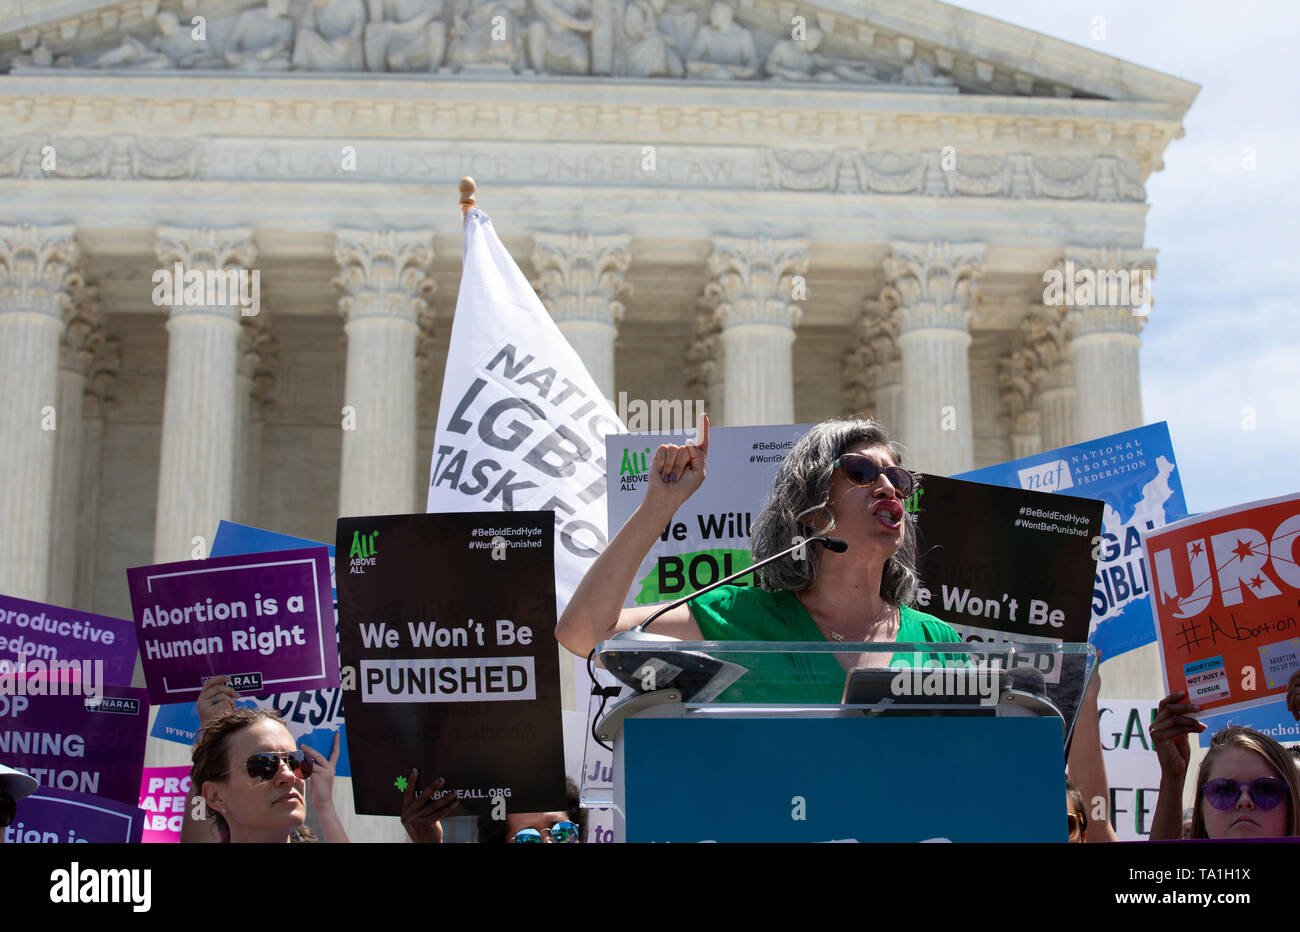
[953,0,1300,516]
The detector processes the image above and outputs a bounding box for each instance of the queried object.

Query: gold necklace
[826,602,895,642]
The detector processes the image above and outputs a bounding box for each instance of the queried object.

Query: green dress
[688,584,963,704]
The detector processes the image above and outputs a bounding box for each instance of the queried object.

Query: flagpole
[459,176,476,220]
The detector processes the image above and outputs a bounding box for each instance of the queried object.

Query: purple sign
[0,594,138,687]
[127,547,338,704]
[0,684,149,806]
[8,786,144,844]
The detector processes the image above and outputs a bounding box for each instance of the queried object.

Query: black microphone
[592,535,849,732]
[636,535,848,634]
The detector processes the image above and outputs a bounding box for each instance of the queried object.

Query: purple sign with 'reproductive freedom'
[8,786,144,844]
[0,684,150,806]
[127,547,338,704]
[0,594,138,687]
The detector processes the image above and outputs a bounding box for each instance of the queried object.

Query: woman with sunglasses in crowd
[1148,691,1299,839]
[557,416,959,702]
[183,677,349,843]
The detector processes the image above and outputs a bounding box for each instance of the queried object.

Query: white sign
[1097,699,1162,841]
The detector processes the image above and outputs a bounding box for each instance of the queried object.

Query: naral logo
[84,696,140,715]
[349,529,379,575]
[227,672,263,691]
[50,862,151,912]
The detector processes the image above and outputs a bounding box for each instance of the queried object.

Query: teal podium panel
[623,716,1063,842]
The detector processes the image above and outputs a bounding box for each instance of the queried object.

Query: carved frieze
[11,132,1148,203]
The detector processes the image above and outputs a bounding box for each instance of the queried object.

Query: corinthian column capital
[156,225,257,271]
[530,232,632,328]
[882,240,986,334]
[1054,246,1157,339]
[707,235,809,330]
[0,223,81,319]
[333,228,435,325]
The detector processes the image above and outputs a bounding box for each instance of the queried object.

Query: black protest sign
[910,474,1103,643]
[336,511,565,817]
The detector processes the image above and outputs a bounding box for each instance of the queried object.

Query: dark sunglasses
[510,820,580,843]
[1202,777,1289,811]
[222,751,314,783]
[1067,812,1086,837]
[833,453,916,497]
[0,791,15,829]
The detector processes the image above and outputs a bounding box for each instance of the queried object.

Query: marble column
[334,228,434,518]
[0,224,80,600]
[998,314,1044,459]
[153,226,256,562]
[234,312,277,527]
[685,290,724,424]
[706,236,809,427]
[842,298,902,432]
[48,275,101,606]
[1019,300,1076,452]
[1064,247,1155,443]
[75,334,120,610]
[531,233,631,401]
[1037,378,1076,451]
[884,241,985,475]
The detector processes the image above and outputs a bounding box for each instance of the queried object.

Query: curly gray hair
[749,418,921,604]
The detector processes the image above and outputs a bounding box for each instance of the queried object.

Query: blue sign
[149,522,350,776]
[1197,704,1300,749]
[623,716,1062,842]
[958,422,1188,659]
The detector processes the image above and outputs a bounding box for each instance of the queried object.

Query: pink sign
[138,765,191,843]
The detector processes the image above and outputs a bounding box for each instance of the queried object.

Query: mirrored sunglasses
[510,820,580,843]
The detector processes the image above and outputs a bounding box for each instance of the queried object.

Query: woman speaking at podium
[556,415,961,702]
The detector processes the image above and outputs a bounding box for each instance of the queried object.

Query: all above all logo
[349,530,379,574]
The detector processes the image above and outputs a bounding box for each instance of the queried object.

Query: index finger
[691,412,709,454]
[328,730,340,766]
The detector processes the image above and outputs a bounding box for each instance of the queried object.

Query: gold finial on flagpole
[459,177,477,218]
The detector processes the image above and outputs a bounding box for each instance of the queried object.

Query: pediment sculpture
[1,0,1032,94]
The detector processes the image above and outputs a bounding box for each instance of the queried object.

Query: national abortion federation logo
[348,529,379,575]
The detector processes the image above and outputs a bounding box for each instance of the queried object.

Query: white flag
[427,207,625,614]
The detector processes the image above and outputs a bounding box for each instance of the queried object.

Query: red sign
[1142,492,1300,716]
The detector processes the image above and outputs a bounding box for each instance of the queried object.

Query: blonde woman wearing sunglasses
[181,677,348,843]
[557,416,960,702]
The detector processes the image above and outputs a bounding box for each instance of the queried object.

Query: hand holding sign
[196,674,240,726]
[1289,670,1300,722]
[401,769,460,844]
[1148,691,1204,776]
[300,733,339,815]
[645,413,709,513]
